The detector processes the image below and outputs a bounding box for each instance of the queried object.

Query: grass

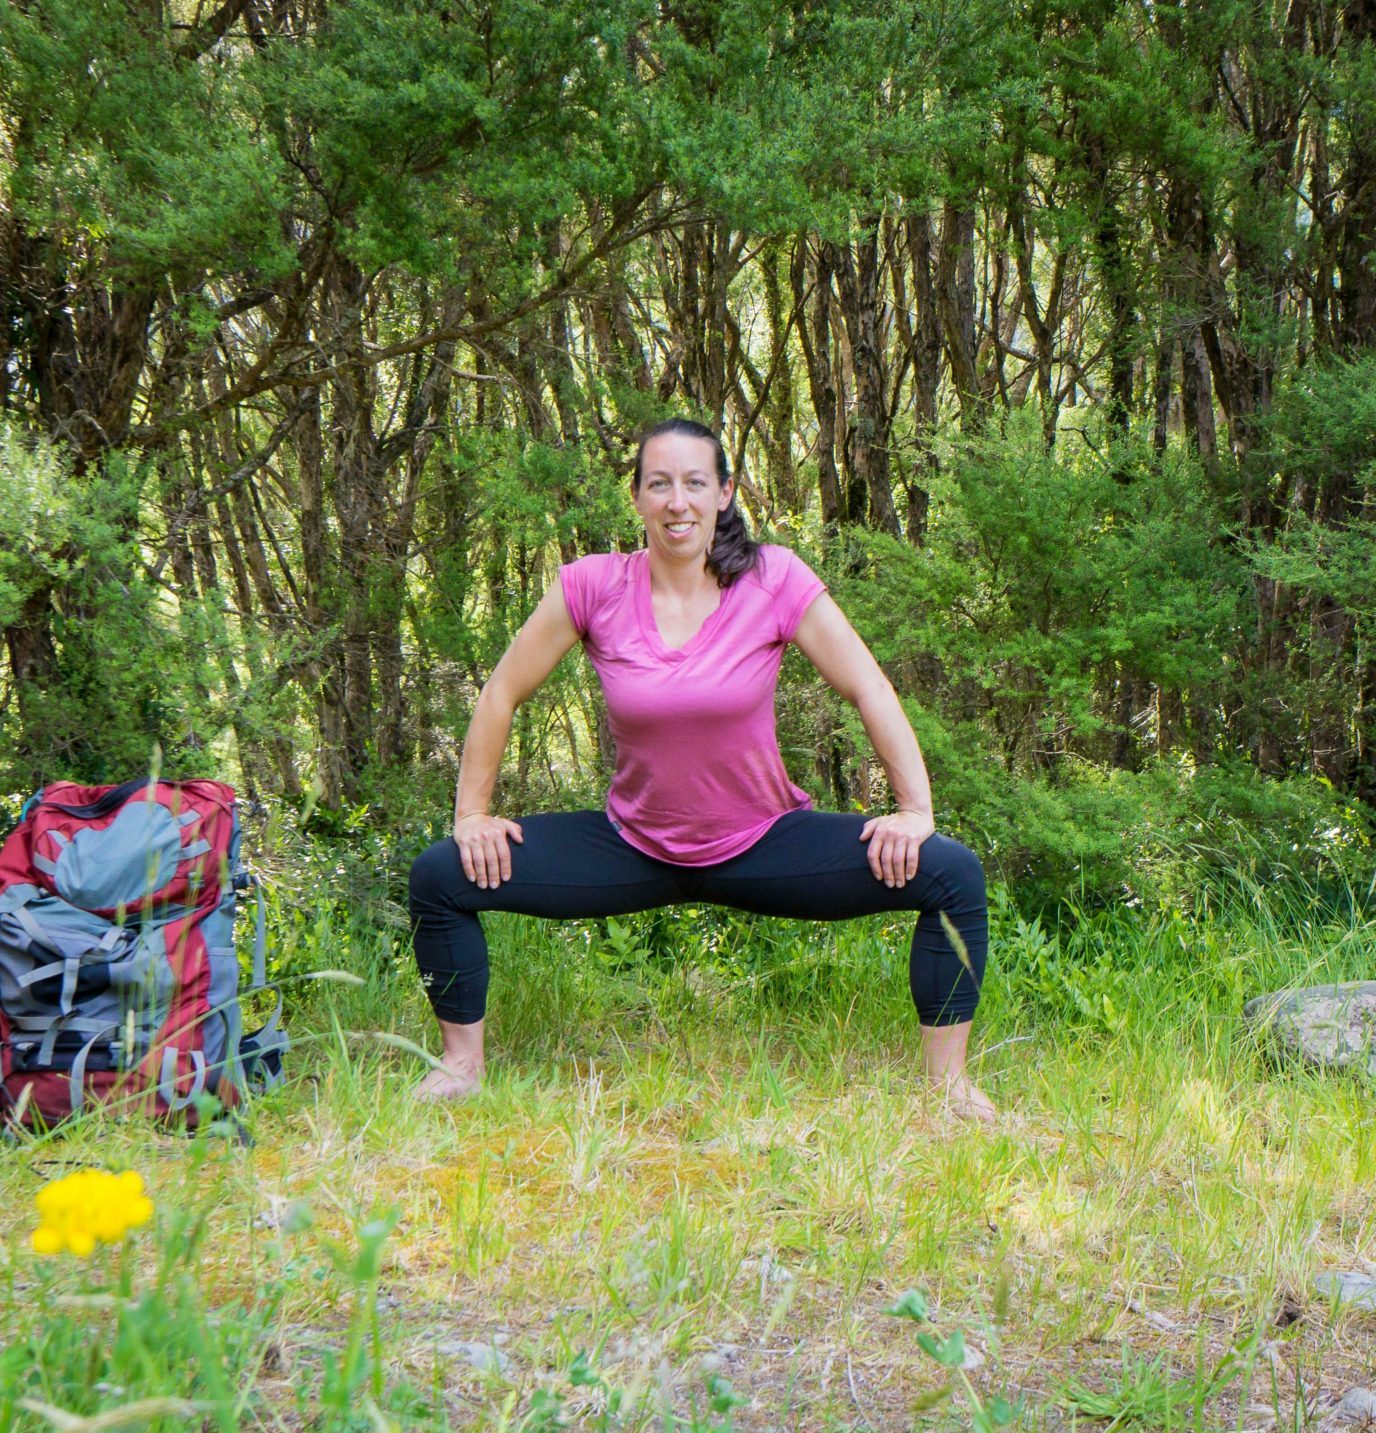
[2,879,1375,1431]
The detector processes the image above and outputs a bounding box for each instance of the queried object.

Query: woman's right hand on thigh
[453,814,524,889]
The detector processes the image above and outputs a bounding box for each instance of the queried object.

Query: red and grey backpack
[0,778,286,1125]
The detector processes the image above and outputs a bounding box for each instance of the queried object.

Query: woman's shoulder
[563,549,637,582]
[741,544,828,640]
[559,549,639,633]
[749,543,823,590]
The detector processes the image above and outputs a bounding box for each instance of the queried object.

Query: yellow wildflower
[31,1169,153,1257]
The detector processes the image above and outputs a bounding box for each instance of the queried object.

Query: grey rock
[1243,982,1376,1076]
[700,1343,742,1370]
[1315,1272,1376,1310]
[434,1339,513,1375]
[1330,1388,1376,1424]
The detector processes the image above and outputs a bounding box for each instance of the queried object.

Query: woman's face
[633,432,733,566]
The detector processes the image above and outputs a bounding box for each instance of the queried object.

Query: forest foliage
[1,0,1374,904]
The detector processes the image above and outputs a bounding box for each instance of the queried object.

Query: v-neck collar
[634,550,729,660]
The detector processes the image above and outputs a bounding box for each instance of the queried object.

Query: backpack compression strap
[39,779,152,819]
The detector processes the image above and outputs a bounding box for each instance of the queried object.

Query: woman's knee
[928,835,986,909]
[409,838,470,913]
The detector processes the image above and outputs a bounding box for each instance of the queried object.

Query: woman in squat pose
[409,419,995,1120]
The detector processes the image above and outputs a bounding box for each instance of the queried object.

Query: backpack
[0,778,287,1125]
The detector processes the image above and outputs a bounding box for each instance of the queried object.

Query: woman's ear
[718,479,734,511]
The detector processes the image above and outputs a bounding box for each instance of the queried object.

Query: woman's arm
[791,593,934,887]
[452,580,580,887]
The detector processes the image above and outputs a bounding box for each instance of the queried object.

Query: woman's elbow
[474,677,522,719]
[849,672,899,714]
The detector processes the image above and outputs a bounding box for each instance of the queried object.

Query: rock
[1330,1388,1376,1424]
[699,1347,742,1376]
[1122,1297,1180,1332]
[252,1195,314,1233]
[1258,1341,1289,1377]
[747,1252,794,1293]
[434,1339,513,1375]
[1243,983,1376,1076]
[1315,1272,1376,1310]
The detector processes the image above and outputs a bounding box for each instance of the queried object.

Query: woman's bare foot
[415,1016,486,1101]
[415,1060,483,1101]
[920,1019,998,1122]
[930,1071,997,1123]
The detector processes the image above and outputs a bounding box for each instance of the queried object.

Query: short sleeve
[559,553,624,639]
[558,556,596,638]
[766,546,827,642]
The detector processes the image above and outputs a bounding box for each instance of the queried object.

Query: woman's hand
[859,809,935,888]
[453,813,524,889]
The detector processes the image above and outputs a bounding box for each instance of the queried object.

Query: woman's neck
[646,548,716,602]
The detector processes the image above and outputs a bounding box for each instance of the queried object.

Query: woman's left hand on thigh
[859,810,935,888]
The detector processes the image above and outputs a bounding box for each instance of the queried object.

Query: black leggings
[408,810,987,1028]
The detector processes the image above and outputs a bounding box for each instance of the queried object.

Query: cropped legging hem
[407,809,987,1028]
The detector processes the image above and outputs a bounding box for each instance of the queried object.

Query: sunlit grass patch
[2,889,1374,1428]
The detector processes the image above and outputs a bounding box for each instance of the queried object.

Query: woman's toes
[414,1065,483,1101]
[932,1076,998,1123]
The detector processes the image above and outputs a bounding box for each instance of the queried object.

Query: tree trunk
[793,237,843,528]
[1082,129,1135,461]
[832,220,901,537]
[1337,0,1376,351]
[758,238,799,514]
[324,255,379,801]
[904,209,943,543]
[936,199,984,431]
[1009,179,1065,450]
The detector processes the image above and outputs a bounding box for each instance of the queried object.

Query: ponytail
[632,418,761,589]
[705,493,759,589]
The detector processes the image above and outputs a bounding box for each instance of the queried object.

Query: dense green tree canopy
[1,0,1372,898]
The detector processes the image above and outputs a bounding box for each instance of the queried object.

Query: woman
[409,419,995,1119]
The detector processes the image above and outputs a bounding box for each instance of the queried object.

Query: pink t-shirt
[560,544,827,865]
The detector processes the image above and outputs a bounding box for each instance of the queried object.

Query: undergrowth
[1,867,1373,1430]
